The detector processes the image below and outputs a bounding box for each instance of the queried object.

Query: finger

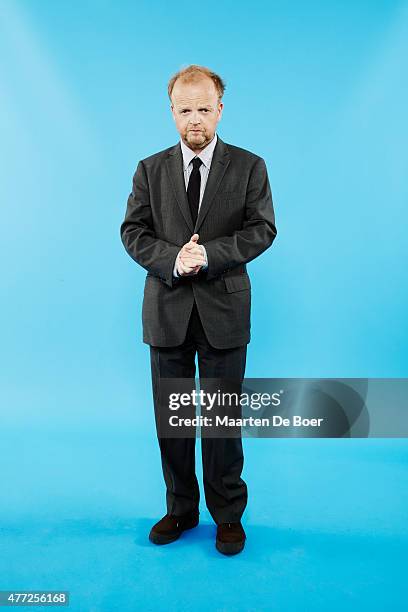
[183,243,203,254]
[184,241,201,248]
[179,259,203,276]
[181,266,202,276]
[180,252,205,261]
[180,256,205,266]
[178,260,195,274]
[180,249,204,260]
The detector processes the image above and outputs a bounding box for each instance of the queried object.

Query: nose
[189,110,201,125]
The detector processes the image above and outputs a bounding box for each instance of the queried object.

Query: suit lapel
[165,136,230,235]
[195,136,230,233]
[165,143,195,232]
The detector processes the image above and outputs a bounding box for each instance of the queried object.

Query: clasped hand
[176,234,206,276]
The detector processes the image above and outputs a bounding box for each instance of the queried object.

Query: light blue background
[0,1,407,610]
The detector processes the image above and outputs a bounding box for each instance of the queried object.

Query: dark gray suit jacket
[120,135,277,349]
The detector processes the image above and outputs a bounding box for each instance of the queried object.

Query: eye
[180,109,190,114]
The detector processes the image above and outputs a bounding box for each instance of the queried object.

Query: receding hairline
[168,65,226,103]
[171,77,219,102]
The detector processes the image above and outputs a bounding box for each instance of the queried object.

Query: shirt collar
[180,133,218,171]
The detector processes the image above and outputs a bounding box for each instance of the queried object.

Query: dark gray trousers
[149,302,248,525]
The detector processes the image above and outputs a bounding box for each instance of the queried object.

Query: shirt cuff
[200,245,208,270]
[173,251,181,278]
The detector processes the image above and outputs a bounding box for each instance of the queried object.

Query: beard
[184,128,210,150]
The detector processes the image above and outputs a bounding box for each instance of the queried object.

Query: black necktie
[187,157,202,226]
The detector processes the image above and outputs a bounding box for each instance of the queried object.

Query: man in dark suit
[120,65,277,555]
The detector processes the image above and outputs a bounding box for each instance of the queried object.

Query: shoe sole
[216,538,245,555]
[149,517,199,545]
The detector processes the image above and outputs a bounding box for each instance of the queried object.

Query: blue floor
[1,428,407,611]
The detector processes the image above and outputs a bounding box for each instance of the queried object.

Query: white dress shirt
[173,133,218,277]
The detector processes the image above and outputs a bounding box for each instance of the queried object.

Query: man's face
[171,77,223,151]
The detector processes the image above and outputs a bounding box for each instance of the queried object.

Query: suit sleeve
[120,160,180,288]
[202,157,277,280]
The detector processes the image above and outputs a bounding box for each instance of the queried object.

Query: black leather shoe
[216,522,246,555]
[149,510,199,545]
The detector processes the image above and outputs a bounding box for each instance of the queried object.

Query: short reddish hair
[168,64,226,103]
